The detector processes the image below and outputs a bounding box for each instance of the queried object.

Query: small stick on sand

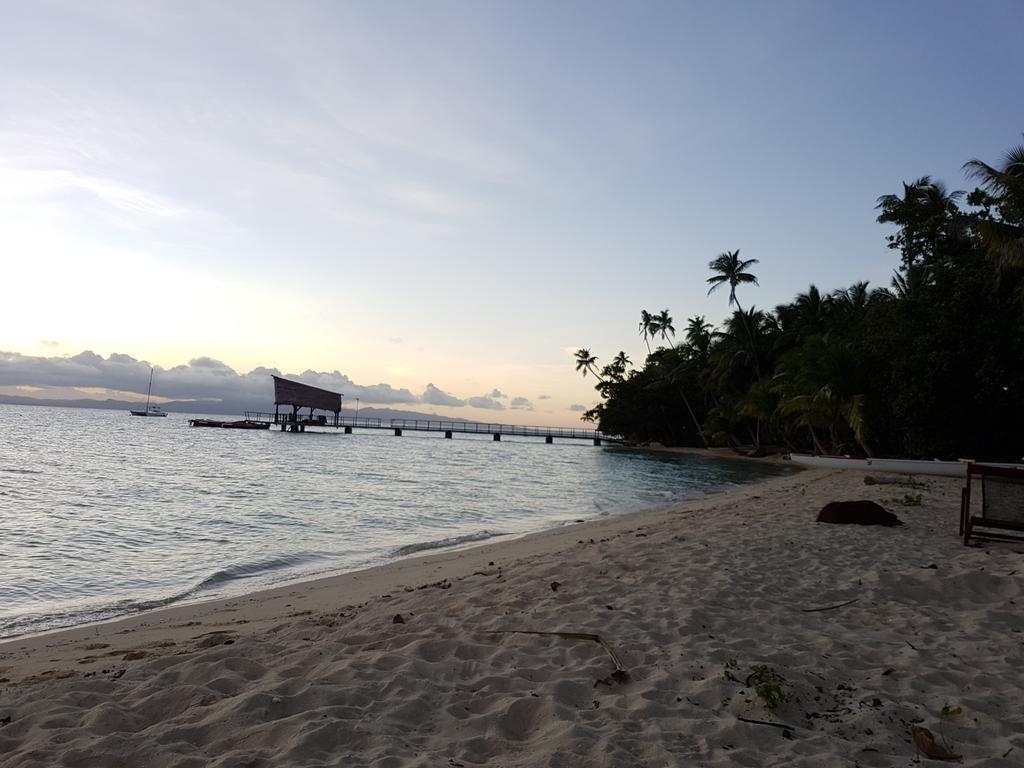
[487,630,628,680]
[737,715,796,732]
[802,598,859,613]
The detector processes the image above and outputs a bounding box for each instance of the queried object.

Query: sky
[1,1,1021,426]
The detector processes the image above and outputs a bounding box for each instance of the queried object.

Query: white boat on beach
[786,454,1024,477]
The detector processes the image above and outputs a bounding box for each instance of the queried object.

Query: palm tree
[776,285,830,347]
[706,250,760,312]
[574,348,604,382]
[831,281,871,314]
[664,354,709,448]
[655,309,675,348]
[876,177,966,267]
[684,315,714,366]
[963,139,1024,266]
[602,351,632,383]
[829,281,874,336]
[878,264,932,301]
[707,250,761,378]
[638,310,655,354]
[772,336,871,455]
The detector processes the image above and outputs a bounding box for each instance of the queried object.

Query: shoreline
[3,466,1021,766]
[0,448,794,647]
[0,467,805,683]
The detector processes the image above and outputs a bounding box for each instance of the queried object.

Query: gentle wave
[189,553,329,593]
[0,552,329,639]
[393,530,509,557]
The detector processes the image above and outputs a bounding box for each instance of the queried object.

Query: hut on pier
[272,375,343,431]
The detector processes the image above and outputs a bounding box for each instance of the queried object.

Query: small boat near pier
[188,418,270,430]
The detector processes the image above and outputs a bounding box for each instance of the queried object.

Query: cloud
[1,166,193,221]
[0,351,554,419]
[537,394,551,400]
[386,181,473,219]
[421,383,465,407]
[569,404,586,412]
[39,339,60,347]
[467,395,504,410]
[0,350,418,406]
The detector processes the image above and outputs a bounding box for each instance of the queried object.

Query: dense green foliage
[577,140,1024,460]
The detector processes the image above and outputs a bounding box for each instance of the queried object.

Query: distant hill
[0,395,468,423]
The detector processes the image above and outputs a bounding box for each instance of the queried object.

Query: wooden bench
[961,463,1024,545]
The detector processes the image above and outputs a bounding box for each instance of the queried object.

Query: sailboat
[129,368,168,417]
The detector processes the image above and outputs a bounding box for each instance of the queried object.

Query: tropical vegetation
[575,138,1024,460]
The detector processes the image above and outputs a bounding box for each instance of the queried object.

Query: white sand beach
[1,466,1021,767]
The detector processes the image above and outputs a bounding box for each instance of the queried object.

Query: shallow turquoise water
[0,404,793,638]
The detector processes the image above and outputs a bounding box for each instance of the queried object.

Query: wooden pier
[225,376,621,444]
[242,412,618,444]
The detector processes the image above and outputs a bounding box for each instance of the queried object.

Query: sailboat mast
[145,368,153,410]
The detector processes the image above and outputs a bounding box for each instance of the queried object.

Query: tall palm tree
[638,310,655,354]
[706,250,760,313]
[574,348,604,382]
[655,309,675,348]
[707,250,761,378]
[963,140,1024,266]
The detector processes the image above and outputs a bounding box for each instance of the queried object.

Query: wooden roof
[272,375,342,412]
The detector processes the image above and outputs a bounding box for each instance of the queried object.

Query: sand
[1,466,1022,767]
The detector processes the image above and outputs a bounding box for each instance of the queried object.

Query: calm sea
[0,404,792,639]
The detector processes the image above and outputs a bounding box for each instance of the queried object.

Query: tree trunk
[808,425,827,455]
[680,390,708,447]
[733,299,763,380]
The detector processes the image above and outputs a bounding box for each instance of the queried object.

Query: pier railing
[386,419,610,440]
[244,411,384,428]
[242,411,620,442]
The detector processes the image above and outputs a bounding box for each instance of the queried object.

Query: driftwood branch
[801,598,859,613]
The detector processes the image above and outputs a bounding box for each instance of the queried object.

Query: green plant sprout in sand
[723,661,792,711]
[747,665,791,710]
[892,493,923,506]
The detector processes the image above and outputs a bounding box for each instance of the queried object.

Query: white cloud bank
[0,352,570,423]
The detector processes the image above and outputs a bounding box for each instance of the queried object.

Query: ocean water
[0,404,793,639]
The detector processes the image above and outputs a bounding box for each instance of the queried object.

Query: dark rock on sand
[817,500,903,526]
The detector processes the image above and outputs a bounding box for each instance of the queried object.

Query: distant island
[0,394,471,424]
